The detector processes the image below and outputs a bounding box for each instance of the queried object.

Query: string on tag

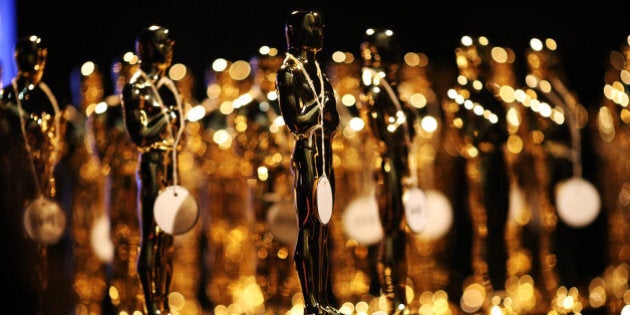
[362,67,418,188]
[538,77,600,227]
[12,78,61,198]
[547,77,582,178]
[136,71,185,195]
[13,78,68,244]
[283,53,335,224]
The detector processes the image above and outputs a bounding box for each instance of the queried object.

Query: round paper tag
[403,187,428,234]
[154,185,200,235]
[23,196,67,245]
[91,213,114,263]
[417,189,453,240]
[316,175,333,225]
[342,195,382,245]
[267,200,298,246]
[555,177,601,228]
[508,184,527,223]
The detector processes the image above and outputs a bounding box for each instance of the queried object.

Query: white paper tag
[403,187,428,234]
[342,194,382,245]
[508,184,527,224]
[266,200,298,246]
[555,177,601,228]
[316,175,333,225]
[416,189,453,240]
[91,213,114,263]
[23,196,67,245]
[154,185,199,235]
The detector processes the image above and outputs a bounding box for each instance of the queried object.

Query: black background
[13,1,630,109]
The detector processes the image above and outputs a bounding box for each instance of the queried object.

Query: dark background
[12,1,630,109]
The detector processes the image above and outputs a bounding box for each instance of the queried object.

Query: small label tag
[91,213,114,263]
[416,189,453,240]
[403,187,428,234]
[154,185,199,235]
[316,175,333,225]
[342,195,382,245]
[508,184,527,223]
[555,177,601,228]
[23,196,67,245]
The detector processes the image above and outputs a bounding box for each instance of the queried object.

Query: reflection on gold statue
[167,62,204,314]
[92,52,144,313]
[484,42,552,314]
[593,35,630,314]
[207,57,253,305]
[0,34,70,314]
[194,57,261,312]
[326,51,384,307]
[276,9,342,315]
[442,35,509,313]
[523,37,600,313]
[233,47,299,313]
[66,60,109,314]
[399,51,457,312]
[121,25,184,315]
[358,27,417,314]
